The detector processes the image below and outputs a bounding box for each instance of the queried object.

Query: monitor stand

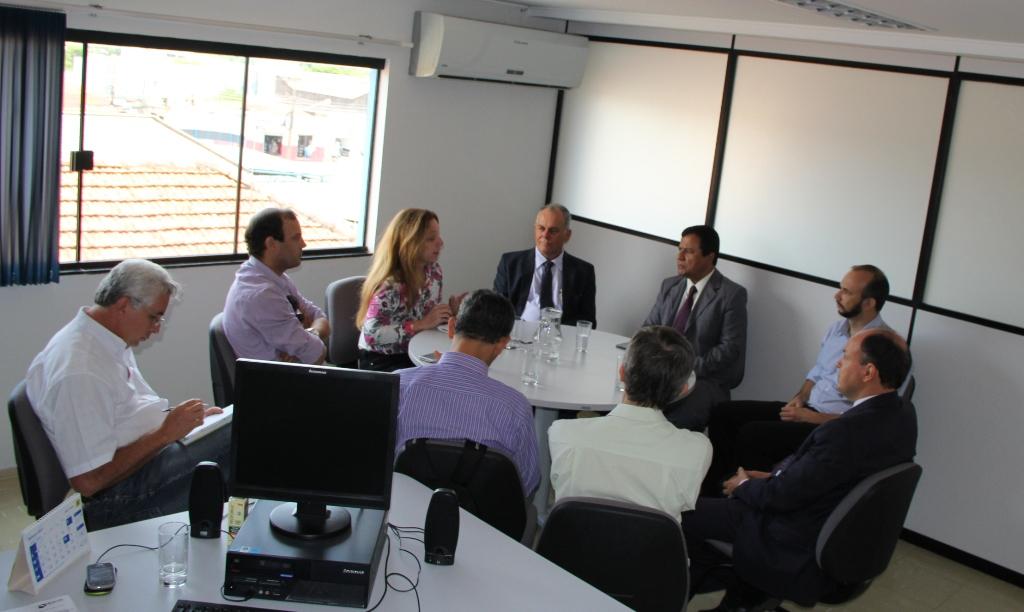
[269,501,351,540]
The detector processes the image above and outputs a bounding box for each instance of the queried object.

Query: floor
[0,469,1020,611]
[687,537,1024,611]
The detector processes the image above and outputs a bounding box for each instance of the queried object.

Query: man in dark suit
[683,329,917,611]
[643,225,747,430]
[493,204,596,327]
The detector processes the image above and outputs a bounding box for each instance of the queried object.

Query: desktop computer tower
[223,500,388,608]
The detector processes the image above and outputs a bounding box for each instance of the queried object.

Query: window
[60,32,383,266]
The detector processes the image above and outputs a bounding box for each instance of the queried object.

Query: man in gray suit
[643,225,747,430]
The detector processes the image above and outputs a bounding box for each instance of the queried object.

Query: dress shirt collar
[608,402,671,423]
[534,248,565,271]
[841,313,887,337]
[852,393,881,408]
[77,307,132,358]
[686,268,715,296]
[437,350,490,377]
[244,255,291,292]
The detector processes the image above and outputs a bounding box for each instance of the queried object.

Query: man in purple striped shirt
[396,290,540,496]
[223,208,330,364]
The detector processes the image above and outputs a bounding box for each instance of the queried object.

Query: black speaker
[189,461,225,538]
[424,488,459,565]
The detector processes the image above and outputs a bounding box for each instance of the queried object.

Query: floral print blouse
[358,262,444,355]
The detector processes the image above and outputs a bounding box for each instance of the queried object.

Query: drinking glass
[158,522,189,587]
[521,347,540,386]
[614,351,626,392]
[575,320,592,352]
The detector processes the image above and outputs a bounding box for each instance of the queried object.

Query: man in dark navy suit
[683,328,917,611]
[493,204,596,327]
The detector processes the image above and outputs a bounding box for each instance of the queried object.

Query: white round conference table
[409,324,629,410]
[409,324,629,518]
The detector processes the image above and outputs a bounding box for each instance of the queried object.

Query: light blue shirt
[806,315,890,415]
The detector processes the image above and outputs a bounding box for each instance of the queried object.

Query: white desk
[0,474,627,611]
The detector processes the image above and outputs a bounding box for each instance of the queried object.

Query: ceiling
[519,1,1024,60]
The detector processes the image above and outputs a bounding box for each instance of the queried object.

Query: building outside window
[60,34,382,266]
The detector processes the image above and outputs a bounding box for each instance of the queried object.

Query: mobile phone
[84,562,116,595]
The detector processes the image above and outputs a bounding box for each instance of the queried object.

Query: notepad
[182,404,233,446]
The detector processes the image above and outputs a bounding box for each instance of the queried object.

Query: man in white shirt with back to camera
[548,325,711,520]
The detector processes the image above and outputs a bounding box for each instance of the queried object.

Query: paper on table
[181,404,233,446]
[2,594,79,611]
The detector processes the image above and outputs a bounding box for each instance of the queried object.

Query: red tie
[672,285,697,333]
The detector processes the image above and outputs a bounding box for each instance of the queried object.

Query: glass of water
[158,522,189,587]
[521,347,540,386]
[615,351,626,392]
[575,320,592,352]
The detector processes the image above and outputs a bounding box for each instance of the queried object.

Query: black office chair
[209,312,238,407]
[815,461,923,603]
[325,276,365,368]
[394,438,534,544]
[535,497,688,612]
[706,461,923,607]
[901,375,916,407]
[7,381,71,519]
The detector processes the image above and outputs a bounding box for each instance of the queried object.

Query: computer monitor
[229,359,398,540]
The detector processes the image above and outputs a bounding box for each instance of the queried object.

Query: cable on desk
[365,532,394,611]
[389,523,424,544]
[389,522,424,533]
[386,523,423,612]
[94,543,157,563]
[220,583,255,603]
[386,572,421,612]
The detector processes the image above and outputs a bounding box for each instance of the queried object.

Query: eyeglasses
[134,304,166,326]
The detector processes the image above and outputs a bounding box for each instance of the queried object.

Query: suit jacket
[731,391,918,605]
[643,269,747,390]
[493,249,597,327]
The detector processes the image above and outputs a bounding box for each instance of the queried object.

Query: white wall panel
[924,80,1024,327]
[958,56,1024,80]
[564,222,678,337]
[552,42,727,239]
[907,311,1024,574]
[714,57,947,297]
[735,35,955,71]
[567,22,732,49]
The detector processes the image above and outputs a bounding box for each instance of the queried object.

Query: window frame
[59,29,384,274]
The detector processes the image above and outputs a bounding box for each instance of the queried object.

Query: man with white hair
[26,259,229,529]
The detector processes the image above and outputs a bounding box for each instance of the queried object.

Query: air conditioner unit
[410,12,589,89]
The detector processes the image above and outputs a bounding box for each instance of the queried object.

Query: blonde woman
[356,209,456,371]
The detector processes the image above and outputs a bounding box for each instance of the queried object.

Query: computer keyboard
[172,599,295,612]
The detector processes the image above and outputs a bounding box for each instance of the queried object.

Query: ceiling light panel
[774,0,928,31]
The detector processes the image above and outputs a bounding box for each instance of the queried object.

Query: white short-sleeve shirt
[548,403,712,520]
[26,308,167,478]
